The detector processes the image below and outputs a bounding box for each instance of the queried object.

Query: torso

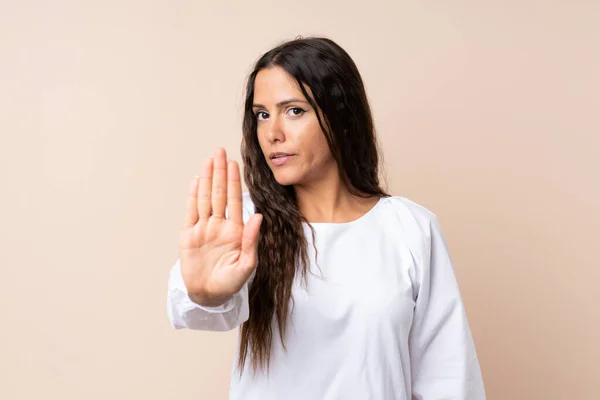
[231,195,432,400]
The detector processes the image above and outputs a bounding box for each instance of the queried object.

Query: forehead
[253,67,305,102]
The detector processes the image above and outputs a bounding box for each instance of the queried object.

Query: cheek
[256,130,268,155]
[310,131,333,165]
[296,120,329,157]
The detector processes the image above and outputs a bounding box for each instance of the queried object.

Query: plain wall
[1,1,598,399]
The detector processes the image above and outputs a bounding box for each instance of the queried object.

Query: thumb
[240,213,263,268]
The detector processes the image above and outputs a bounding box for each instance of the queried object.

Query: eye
[255,111,269,121]
[287,107,306,117]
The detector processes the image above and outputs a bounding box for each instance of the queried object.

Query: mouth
[269,152,295,166]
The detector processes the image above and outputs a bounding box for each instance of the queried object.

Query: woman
[167,36,486,399]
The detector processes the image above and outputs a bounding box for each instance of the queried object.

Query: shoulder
[375,195,447,258]
[377,196,451,279]
[378,195,439,235]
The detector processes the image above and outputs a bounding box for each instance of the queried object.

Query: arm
[409,216,486,399]
[166,258,253,331]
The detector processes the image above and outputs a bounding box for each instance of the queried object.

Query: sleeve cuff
[186,294,236,314]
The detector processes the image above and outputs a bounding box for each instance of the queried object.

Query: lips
[269,152,295,166]
[270,152,293,159]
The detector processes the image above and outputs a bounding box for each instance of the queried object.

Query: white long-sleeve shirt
[167,193,486,400]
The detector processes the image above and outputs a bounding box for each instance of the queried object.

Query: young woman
[167,36,486,399]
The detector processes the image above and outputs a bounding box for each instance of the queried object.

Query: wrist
[189,293,232,308]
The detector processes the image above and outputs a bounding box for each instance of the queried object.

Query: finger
[211,147,228,218]
[183,176,199,228]
[227,160,243,224]
[240,213,263,269]
[197,157,213,220]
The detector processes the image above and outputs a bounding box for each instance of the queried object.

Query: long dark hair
[239,36,389,374]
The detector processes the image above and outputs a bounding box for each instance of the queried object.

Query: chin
[272,170,302,187]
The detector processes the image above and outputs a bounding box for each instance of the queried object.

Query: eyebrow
[252,98,309,109]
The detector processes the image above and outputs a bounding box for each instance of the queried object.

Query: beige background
[1,1,599,399]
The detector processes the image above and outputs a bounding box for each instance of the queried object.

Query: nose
[265,114,285,144]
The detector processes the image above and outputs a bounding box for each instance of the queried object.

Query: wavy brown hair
[239,36,389,374]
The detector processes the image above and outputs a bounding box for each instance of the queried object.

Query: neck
[294,175,379,224]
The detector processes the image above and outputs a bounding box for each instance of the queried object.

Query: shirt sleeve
[409,216,486,399]
[166,258,252,331]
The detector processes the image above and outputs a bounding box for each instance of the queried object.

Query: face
[252,66,338,187]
